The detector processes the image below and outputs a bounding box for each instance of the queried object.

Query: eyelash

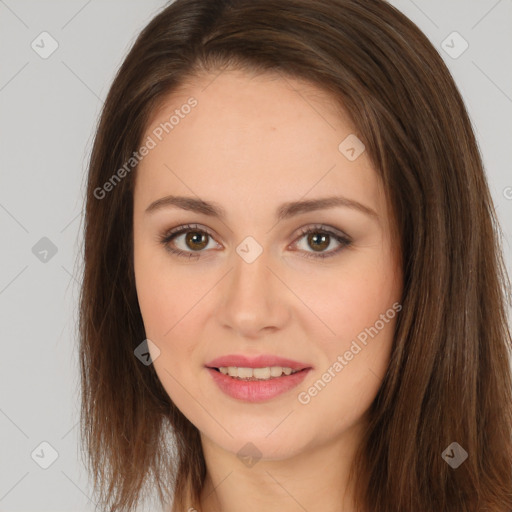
[157,223,352,260]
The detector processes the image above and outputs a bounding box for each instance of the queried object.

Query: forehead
[135,69,384,220]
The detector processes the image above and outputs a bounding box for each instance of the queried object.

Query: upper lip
[205,354,312,371]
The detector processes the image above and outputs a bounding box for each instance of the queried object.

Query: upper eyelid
[163,223,349,243]
[165,223,219,242]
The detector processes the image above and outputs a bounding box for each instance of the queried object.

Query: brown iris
[185,231,209,251]
[308,232,330,252]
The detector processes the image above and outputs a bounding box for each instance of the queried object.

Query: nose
[216,246,291,339]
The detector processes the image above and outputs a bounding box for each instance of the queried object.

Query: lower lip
[206,367,311,402]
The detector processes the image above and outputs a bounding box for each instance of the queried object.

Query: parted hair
[78,0,512,510]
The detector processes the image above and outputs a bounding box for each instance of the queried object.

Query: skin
[132,68,403,512]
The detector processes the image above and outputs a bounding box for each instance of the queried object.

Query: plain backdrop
[1,1,511,510]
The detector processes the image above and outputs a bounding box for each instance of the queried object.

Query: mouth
[204,354,313,401]
[205,365,312,402]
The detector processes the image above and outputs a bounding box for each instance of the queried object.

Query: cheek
[134,255,201,402]
[136,278,202,377]
[134,239,197,340]
[133,246,211,400]
[296,312,397,438]
[133,257,210,430]
[293,251,400,395]
[294,257,399,341]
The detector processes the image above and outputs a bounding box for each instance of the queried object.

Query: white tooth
[253,367,271,379]
[227,366,238,377]
[237,367,254,378]
[221,366,297,379]
[270,366,283,377]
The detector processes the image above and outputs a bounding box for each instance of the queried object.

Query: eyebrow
[144,195,378,221]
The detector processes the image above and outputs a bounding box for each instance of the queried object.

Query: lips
[205,354,312,371]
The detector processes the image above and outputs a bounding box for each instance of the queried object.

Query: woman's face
[133,69,402,461]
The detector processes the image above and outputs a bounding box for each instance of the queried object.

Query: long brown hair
[78,0,512,510]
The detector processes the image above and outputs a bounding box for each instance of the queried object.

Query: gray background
[1,1,511,510]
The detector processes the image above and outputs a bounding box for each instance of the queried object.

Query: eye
[158,223,220,259]
[291,224,352,259]
[158,223,352,260]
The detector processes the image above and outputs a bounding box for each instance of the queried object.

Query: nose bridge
[228,241,273,304]
[218,240,289,335]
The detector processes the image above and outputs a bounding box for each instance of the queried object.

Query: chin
[202,425,309,461]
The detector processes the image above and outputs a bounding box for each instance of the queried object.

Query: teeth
[218,366,300,380]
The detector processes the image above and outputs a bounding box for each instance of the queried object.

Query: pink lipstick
[205,354,312,402]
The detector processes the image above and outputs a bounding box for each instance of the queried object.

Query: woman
[78,0,512,511]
